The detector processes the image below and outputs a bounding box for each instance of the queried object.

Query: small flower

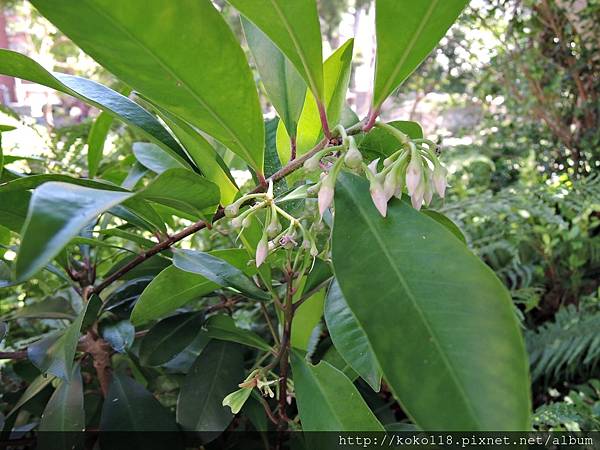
[406,155,422,196]
[256,232,268,267]
[433,164,447,198]
[279,234,298,250]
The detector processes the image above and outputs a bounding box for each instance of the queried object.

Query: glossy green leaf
[139,313,205,367]
[1,296,75,321]
[87,111,113,178]
[291,288,325,352]
[132,142,186,174]
[229,0,324,100]
[204,314,271,351]
[27,302,87,380]
[277,39,354,164]
[373,0,469,108]
[331,172,531,430]
[16,182,132,281]
[0,49,189,164]
[358,120,423,159]
[100,372,182,450]
[324,280,381,391]
[7,373,55,417]
[131,249,253,325]
[32,0,265,171]
[173,249,270,301]
[137,168,220,218]
[39,365,84,442]
[0,190,30,233]
[0,174,127,194]
[177,341,244,438]
[243,18,305,138]
[291,351,384,431]
[159,114,238,205]
[101,321,135,353]
[423,210,467,245]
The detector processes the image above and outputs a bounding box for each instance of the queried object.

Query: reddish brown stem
[363,106,381,132]
[317,100,331,139]
[290,135,297,161]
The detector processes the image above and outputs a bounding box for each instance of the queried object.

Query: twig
[0,350,27,360]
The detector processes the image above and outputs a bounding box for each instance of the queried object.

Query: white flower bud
[370,179,388,217]
[344,138,362,169]
[318,174,336,217]
[266,220,281,238]
[424,182,433,206]
[383,170,398,201]
[224,203,239,218]
[411,182,425,210]
[256,233,268,267]
[231,216,243,228]
[406,156,422,196]
[367,158,380,176]
[242,216,252,229]
[433,164,448,198]
[304,153,322,171]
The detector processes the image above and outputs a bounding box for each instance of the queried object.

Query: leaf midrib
[376,0,438,107]
[85,1,257,166]
[340,177,482,428]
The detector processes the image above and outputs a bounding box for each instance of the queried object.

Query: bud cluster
[224,180,319,268]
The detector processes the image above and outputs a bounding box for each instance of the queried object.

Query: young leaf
[131,249,254,325]
[177,341,244,439]
[204,314,271,352]
[242,18,306,139]
[228,0,324,100]
[324,280,382,391]
[277,39,354,164]
[87,111,113,178]
[139,313,205,367]
[290,351,384,431]
[31,0,265,172]
[100,372,183,450]
[331,172,531,430]
[16,182,133,281]
[373,0,469,109]
[38,365,84,445]
[0,49,189,165]
[173,249,270,301]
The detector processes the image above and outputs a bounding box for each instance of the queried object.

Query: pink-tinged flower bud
[424,182,433,206]
[256,233,268,267]
[411,182,425,210]
[405,156,422,196]
[433,164,447,198]
[318,174,335,217]
[370,180,388,217]
[367,158,380,176]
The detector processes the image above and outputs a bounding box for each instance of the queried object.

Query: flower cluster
[224,180,318,267]
[304,122,448,218]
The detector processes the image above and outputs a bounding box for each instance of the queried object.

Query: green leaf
[242,18,306,138]
[87,111,113,178]
[222,387,253,415]
[277,39,354,164]
[39,365,84,446]
[139,313,205,367]
[100,372,182,450]
[290,351,384,431]
[173,249,270,301]
[331,172,531,430]
[422,210,467,245]
[229,0,324,100]
[324,280,381,391]
[31,0,265,172]
[373,0,469,108]
[16,182,132,281]
[358,120,423,159]
[1,296,75,321]
[101,320,135,353]
[0,190,30,233]
[28,302,88,380]
[159,113,238,205]
[177,341,244,438]
[0,321,6,343]
[137,168,220,218]
[205,314,271,351]
[7,373,55,417]
[132,142,185,174]
[0,49,189,165]
[291,288,325,352]
[131,249,253,325]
